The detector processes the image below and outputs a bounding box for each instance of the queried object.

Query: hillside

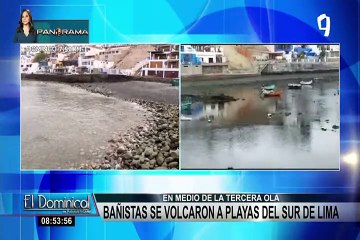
[113,45,155,69]
[222,45,270,72]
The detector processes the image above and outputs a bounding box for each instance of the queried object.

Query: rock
[100,146,106,150]
[144,148,153,157]
[165,157,175,163]
[170,150,179,160]
[321,127,327,131]
[124,159,132,165]
[150,151,158,159]
[80,152,85,156]
[102,164,111,169]
[167,162,179,169]
[285,112,291,116]
[123,151,132,160]
[156,153,165,165]
[131,160,140,168]
[158,124,168,131]
[133,155,140,160]
[170,134,177,140]
[155,166,168,170]
[149,159,156,167]
[140,163,150,169]
[115,164,121,169]
[332,125,339,129]
[170,143,178,150]
[162,145,170,152]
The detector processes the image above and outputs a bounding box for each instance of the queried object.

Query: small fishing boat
[300,79,313,85]
[181,102,191,111]
[288,83,302,89]
[263,90,282,97]
[181,115,192,121]
[181,97,192,111]
[261,84,276,91]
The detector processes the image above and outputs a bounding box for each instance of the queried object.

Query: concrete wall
[202,65,227,74]
[181,64,229,76]
[181,65,202,76]
[262,62,339,74]
[21,73,175,83]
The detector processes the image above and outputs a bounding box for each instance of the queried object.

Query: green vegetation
[319,46,326,61]
[298,51,306,59]
[33,52,48,63]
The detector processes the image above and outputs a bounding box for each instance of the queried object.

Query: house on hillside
[141,44,179,78]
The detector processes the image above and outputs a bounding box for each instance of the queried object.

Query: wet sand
[21,81,149,169]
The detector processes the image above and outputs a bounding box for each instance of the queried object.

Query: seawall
[181,71,339,87]
[182,68,338,81]
[21,73,175,84]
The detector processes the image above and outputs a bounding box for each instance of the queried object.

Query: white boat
[288,83,302,89]
[300,80,313,85]
[181,115,192,121]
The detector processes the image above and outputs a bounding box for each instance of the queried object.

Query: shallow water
[181,78,340,169]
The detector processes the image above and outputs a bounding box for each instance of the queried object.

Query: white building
[78,46,102,69]
[141,45,179,78]
[182,45,226,64]
[20,55,33,69]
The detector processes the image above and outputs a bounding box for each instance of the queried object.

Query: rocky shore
[76,84,179,170]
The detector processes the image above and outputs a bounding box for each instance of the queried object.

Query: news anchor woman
[13,9,37,43]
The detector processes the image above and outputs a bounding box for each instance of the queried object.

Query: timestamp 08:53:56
[37,216,75,227]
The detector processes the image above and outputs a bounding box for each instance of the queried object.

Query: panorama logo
[36,28,89,36]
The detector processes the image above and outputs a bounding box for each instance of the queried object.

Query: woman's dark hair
[16,9,36,34]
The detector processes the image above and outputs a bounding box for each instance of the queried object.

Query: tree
[33,51,48,62]
[298,51,306,59]
[319,46,326,61]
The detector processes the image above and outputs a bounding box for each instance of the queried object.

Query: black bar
[94,193,359,203]
[37,216,75,227]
